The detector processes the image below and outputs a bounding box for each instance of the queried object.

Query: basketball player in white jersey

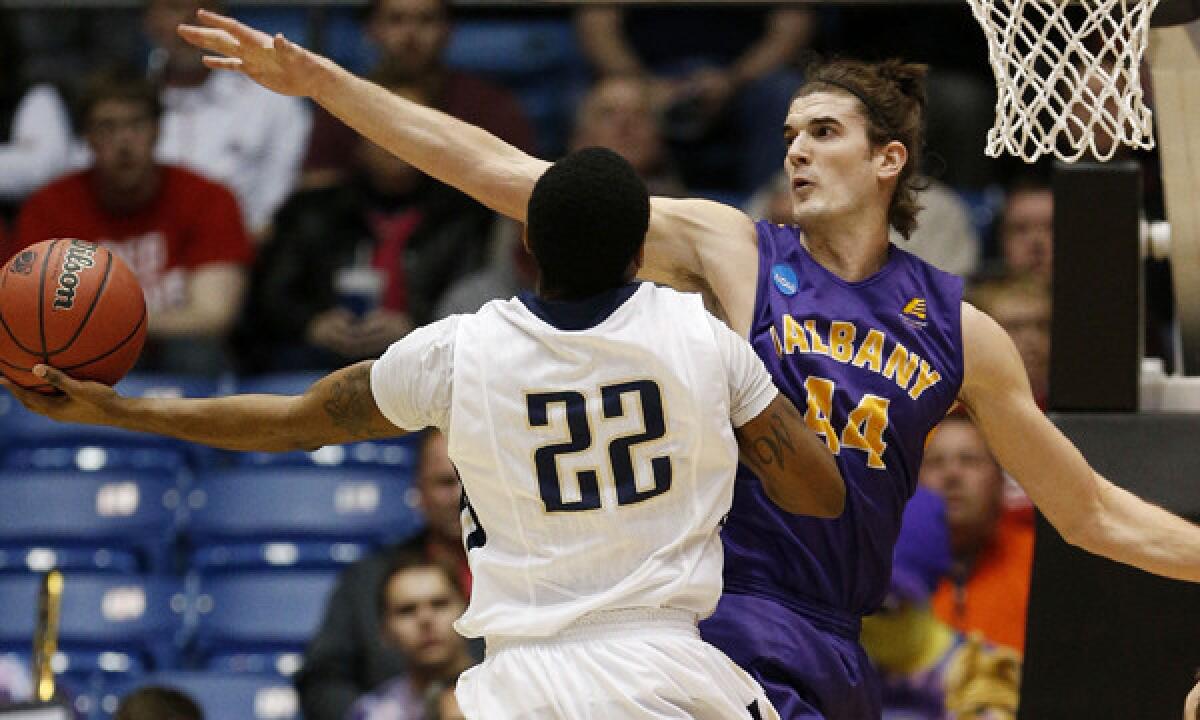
[3,148,846,720]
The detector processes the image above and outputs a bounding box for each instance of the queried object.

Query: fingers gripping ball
[0,239,147,393]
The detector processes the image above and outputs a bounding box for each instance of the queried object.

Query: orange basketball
[0,239,147,393]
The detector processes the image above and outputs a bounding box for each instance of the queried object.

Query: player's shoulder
[890,240,965,285]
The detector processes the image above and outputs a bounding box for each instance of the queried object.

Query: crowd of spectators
[0,1,1180,718]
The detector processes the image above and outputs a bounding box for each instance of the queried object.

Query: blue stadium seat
[444,19,586,155]
[229,8,309,46]
[191,573,337,677]
[322,9,375,75]
[0,574,186,682]
[0,374,222,471]
[236,435,419,471]
[96,672,298,720]
[187,467,422,571]
[0,470,180,573]
[319,15,585,155]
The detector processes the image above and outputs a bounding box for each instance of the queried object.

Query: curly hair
[796,58,929,240]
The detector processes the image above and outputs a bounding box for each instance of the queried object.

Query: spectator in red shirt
[9,68,253,375]
[301,0,536,188]
[919,414,1034,654]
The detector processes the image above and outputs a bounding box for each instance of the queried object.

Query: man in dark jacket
[236,86,493,374]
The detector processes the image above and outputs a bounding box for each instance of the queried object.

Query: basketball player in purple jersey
[176,16,1200,719]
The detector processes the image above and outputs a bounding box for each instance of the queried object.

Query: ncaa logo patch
[771,264,798,296]
[8,251,36,276]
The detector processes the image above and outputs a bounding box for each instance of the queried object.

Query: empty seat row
[0,467,424,574]
[0,373,421,475]
[0,572,336,686]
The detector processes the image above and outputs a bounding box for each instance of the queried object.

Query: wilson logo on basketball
[52,239,99,311]
[8,251,36,276]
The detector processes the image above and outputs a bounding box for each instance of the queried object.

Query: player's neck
[800,213,891,282]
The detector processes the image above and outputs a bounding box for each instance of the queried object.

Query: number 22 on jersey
[526,380,672,513]
[804,376,891,469]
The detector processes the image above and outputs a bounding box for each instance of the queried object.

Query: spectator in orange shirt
[10,68,253,375]
[919,414,1033,653]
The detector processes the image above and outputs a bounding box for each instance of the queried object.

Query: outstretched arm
[177,12,759,317]
[178,10,546,222]
[959,302,1200,582]
[736,393,845,518]
[0,362,403,452]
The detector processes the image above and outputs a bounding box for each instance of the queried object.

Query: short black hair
[526,147,650,300]
[77,66,162,129]
[115,686,203,720]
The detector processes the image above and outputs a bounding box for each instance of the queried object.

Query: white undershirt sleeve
[369,316,461,432]
[706,314,779,428]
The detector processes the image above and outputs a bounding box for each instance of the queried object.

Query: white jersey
[371,282,777,641]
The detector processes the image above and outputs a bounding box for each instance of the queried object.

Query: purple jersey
[721,221,965,618]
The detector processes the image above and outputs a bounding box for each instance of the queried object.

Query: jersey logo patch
[902,297,928,328]
[903,298,927,320]
[771,264,798,296]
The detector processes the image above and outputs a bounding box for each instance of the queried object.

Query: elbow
[1053,484,1108,552]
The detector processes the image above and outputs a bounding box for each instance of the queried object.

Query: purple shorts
[700,591,881,720]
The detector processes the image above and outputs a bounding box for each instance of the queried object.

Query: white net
[967,0,1162,162]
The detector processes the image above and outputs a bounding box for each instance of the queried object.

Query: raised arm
[735,393,845,518]
[959,302,1200,582]
[0,361,403,452]
[177,12,760,324]
[178,10,546,221]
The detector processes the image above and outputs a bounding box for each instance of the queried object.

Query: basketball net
[967,0,1162,162]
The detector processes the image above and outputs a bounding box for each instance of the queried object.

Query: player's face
[381,567,466,669]
[571,78,663,176]
[418,432,464,544]
[783,92,883,229]
[1001,189,1053,283]
[87,100,158,193]
[368,0,449,79]
[919,419,1005,544]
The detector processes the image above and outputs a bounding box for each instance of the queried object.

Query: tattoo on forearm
[751,411,796,469]
[323,365,389,439]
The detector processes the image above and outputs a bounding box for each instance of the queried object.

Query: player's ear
[876,140,907,181]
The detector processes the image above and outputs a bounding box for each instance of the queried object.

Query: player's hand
[0,365,123,427]
[176,9,328,98]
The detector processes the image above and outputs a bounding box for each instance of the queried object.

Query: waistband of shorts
[722,577,862,641]
[486,607,699,655]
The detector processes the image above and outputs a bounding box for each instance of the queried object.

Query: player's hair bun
[877,59,929,108]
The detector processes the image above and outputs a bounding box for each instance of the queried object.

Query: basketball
[0,238,147,393]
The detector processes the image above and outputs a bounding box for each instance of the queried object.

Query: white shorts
[454,608,780,720]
